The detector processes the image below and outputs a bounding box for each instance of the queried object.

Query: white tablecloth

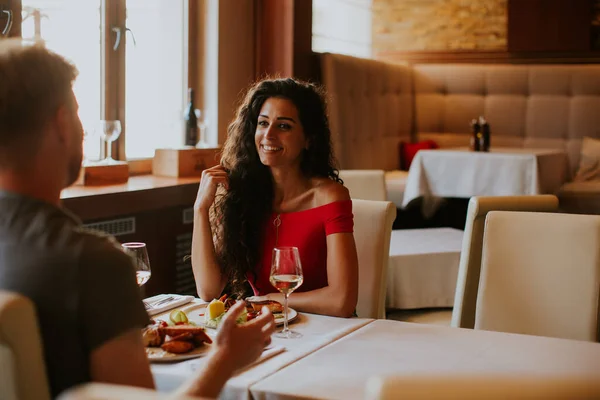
[250,320,600,400]
[387,228,463,309]
[402,148,569,209]
[150,301,373,399]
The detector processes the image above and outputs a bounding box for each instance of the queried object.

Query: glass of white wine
[269,246,303,339]
[121,242,151,287]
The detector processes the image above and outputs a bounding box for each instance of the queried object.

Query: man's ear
[53,104,71,145]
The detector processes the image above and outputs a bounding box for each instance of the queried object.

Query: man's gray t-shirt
[0,190,150,398]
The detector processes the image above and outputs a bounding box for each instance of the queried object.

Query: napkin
[144,294,195,316]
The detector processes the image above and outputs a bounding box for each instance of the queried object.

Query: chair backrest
[352,199,396,319]
[365,375,600,400]
[339,170,387,201]
[0,290,50,400]
[451,195,559,329]
[57,383,205,400]
[475,211,600,341]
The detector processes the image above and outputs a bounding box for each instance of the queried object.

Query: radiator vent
[83,217,136,237]
[175,232,196,295]
[182,207,194,225]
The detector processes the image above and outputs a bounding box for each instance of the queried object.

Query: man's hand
[213,301,276,371]
[175,301,276,399]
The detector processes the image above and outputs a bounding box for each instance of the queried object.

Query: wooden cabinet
[0,0,21,38]
[61,176,200,297]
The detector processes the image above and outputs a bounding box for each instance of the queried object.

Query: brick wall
[372,0,507,52]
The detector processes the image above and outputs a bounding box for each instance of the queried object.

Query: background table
[150,301,373,399]
[250,320,600,400]
[387,228,463,309]
[402,148,569,209]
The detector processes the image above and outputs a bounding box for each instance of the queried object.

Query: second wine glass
[270,246,303,339]
[122,242,151,287]
[100,120,122,164]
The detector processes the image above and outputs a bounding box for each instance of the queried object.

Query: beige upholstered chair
[352,199,396,319]
[0,290,50,400]
[365,375,600,400]
[451,195,559,329]
[339,170,387,201]
[475,211,600,341]
[58,383,205,400]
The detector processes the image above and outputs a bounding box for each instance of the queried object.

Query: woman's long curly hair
[212,77,342,297]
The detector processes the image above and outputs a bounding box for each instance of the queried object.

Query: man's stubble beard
[64,151,82,188]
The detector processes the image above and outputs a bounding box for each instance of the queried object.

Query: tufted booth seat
[321,53,600,214]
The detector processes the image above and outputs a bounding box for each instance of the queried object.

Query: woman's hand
[194,165,229,212]
[212,301,275,372]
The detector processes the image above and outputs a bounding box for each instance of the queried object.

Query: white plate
[179,303,298,328]
[146,343,211,363]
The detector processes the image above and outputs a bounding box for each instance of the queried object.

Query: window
[125,1,187,159]
[22,0,103,160]
[312,0,373,58]
[21,0,189,162]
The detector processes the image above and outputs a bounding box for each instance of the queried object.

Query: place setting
[135,245,305,365]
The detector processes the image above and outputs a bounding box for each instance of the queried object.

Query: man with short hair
[0,39,274,399]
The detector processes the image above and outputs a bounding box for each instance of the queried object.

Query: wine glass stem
[107,142,112,160]
[283,293,289,333]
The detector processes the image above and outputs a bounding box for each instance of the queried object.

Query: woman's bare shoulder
[311,177,350,206]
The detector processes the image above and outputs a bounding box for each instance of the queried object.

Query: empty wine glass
[100,120,122,164]
[270,246,304,339]
[194,109,209,148]
[122,242,151,287]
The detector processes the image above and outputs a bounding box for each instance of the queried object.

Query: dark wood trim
[507,0,592,52]
[61,176,199,221]
[188,0,202,107]
[292,0,317,81]
[375,50,600,64]
[2,0,21,38]
[255,0,294,78]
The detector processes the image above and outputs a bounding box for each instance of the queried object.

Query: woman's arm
[267,231,359,317]
[192,165,229,301]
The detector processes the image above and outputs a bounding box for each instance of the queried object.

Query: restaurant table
[401,148,569,213]
[387,228,463,309]
[150,300,373,399]
[250,320,600,400]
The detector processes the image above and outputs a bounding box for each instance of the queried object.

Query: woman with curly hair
[191,78,358,318]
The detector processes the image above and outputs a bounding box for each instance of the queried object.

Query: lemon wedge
[207,299,225,320]
[169,309,188,324]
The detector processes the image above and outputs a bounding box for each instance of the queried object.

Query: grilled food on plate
[246,299,284,314]
[142,311,212,355]
[203,294,284,328]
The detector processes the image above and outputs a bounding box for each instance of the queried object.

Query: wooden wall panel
[508,0,592,52]
[255,0,294,77]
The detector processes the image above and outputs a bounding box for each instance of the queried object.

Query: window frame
[15,0,201,173]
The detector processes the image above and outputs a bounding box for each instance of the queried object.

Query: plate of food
[199,295,298,329]
[143,314,214,363]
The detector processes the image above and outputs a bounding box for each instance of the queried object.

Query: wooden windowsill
[61,175,200,199]
[61,175,201,222]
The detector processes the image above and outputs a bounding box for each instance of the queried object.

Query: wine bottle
[480,116,490,152]
[470,118,481,151]
[184,88,199,147]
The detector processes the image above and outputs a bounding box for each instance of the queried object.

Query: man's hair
[0,39,78,167]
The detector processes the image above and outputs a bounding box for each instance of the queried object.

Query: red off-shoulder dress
[248,200,354,296]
